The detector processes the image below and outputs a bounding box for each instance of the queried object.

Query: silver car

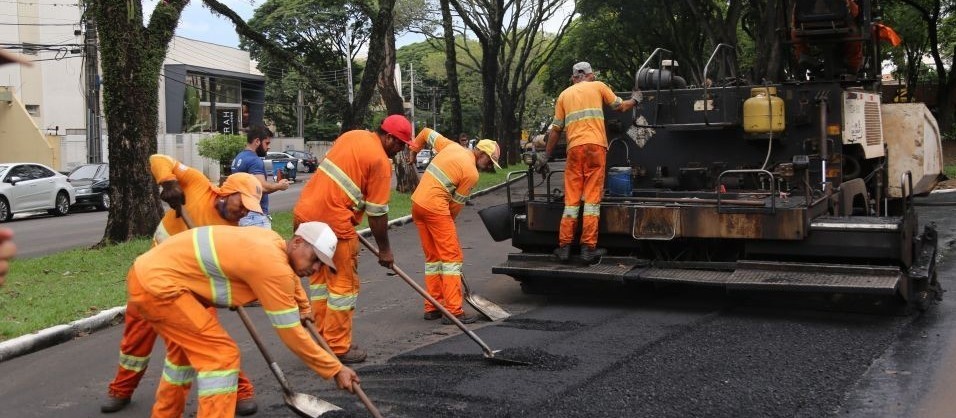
[0,162,76,222]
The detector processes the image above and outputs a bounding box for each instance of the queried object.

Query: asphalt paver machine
[483,0,943,309]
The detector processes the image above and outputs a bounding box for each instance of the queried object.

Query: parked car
[0,162,76,222]
[67,163,110,211]
[415,149,434,170]
[286,150,317,173]
[262,151,299,181]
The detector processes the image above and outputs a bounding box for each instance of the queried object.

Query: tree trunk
[376,19,420,193]
[440,0,462,136]
[344,0,397,131]
[496,92,518,167]
[93,0,185,244]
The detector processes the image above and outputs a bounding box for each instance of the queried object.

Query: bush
[197,134,246,172]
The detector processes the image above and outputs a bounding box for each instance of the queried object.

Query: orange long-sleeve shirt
[551,81,624,150]
[409,128,478,218]
[150,154,232,242]
[149,154,310,315]
[293,130,393,239]
[132,225,342,379]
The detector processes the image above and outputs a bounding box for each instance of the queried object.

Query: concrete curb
[0,172,528,363]
[0,306,125,362]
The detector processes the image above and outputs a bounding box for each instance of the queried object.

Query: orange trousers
[107,302,254,400]
[127,270,243,418]
[412,203,465,316]
[307,236,360,355]
[560,144,606,247]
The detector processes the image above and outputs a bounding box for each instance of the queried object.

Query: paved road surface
[2,175,956,417]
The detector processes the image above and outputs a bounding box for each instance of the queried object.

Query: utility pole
[409,62,415,134]
[297,89,304,138]
[431,87,437,131]
[345,25,353,105]
[84,15,102,163]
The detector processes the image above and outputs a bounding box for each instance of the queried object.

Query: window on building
[25,105,40,117]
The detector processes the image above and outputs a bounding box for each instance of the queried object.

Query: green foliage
[197,134,246,165]
[182,84,201,132]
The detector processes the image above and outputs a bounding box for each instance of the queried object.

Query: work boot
[337,346,367,364]
[236,398,258,416]
[423,311,442,320]
[100,396,130,413]
[580,246,607,264]
[553,245,570,262]
[441,312,478,325]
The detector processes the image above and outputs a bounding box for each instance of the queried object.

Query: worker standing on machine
[126,222,358,418]
[101,155,302,415]
[545,61,637,263]
[292,115,413,364]
[408,128,501,324]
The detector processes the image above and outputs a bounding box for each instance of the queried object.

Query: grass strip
[0,168,521,340]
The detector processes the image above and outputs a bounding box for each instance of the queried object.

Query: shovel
[461,274,511,322]
[303,321,385,418]
[357,235,529,366]
[235,306,342,418]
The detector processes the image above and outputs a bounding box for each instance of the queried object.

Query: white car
[415,149,434,170]
[0,162,76,222]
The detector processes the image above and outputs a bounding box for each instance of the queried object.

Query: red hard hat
[380,115,413,145]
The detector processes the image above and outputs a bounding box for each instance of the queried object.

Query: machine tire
[49,191,70,216]
[0,197,11,222]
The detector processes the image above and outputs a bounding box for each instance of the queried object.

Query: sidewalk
[0,173,526,363]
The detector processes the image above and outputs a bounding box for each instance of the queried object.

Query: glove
[159,180,185,210]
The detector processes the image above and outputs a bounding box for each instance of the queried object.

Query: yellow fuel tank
[743,87,785,134]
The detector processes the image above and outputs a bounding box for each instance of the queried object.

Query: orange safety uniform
[409,128,479,316]
[128,226,341,418]
[293,130,392,355]
[107,155,254,402]
[551,81,624,247]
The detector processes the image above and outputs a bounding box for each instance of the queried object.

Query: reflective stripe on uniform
[442,262,463,277]
[451,192,469,205]
[319,158,366,212]
[193,227,231,307]
[327,292,357,311]
[426,130,441,147]
[310,283,329,301]
[365,201,389,217]
[162,358,196,386]
[551,119,565,130]
[583,203,601,217]
[118,352,150,372]
[562,205,580,219]
[425,262,442,276]
[265,307,300,329]
[564,108,605,126]
[196,369,239,397]
[425,164,457,196]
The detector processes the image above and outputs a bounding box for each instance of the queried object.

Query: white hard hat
[295,222,337,270]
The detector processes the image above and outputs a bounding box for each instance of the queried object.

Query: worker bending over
[546,62,637,263]
[408,128,501,324]
[127,222,358,418]
[102,155,298,415]
[293,114,413,364]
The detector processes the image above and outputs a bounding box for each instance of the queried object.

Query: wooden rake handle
[303,321,384,418]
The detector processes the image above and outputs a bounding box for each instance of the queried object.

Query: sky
[147,0,574,50]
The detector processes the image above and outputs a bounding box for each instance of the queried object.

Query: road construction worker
[101,155,292,415]
[127,222,359,418]
[231,124,291,229]
[545,61,637,263]
[408,128,500,324]
[292,114,413,364]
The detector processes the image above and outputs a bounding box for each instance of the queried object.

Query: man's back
[555,81,621,149]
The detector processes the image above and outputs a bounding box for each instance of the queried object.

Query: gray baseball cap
[572,61,593,75]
